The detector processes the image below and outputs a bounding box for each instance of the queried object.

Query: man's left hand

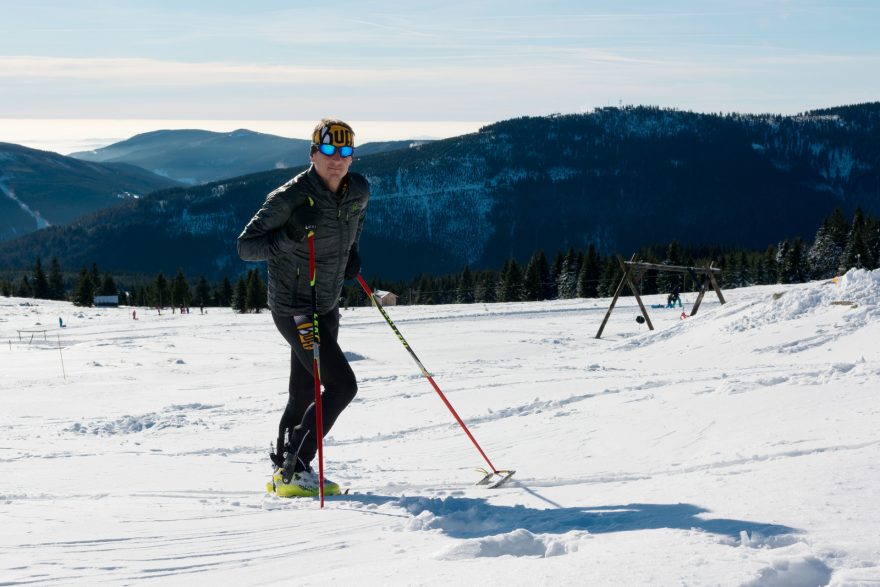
[344,247,361,280]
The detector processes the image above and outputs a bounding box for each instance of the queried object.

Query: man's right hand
[285,201,321,241]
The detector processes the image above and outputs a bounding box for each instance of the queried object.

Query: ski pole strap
[307,229,316,286]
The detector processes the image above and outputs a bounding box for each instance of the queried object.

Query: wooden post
[619,256,654,330]
[707,263,726,304]
[57,333,67,381]
[690,266,712,315]
[595,255,632,339]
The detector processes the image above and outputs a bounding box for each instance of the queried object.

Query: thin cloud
[742,53,879,65]
[0,51,713,84]
[0,56,414,85]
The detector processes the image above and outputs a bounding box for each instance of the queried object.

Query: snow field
[1,270,879,585]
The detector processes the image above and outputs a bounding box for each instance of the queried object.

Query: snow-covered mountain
[1,104,878,279]
[68,128,422,185]
[1,270,878,584]
[357,104,880,271]
[0,142,181,243]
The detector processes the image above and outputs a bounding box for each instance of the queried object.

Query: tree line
[1,261,268,314]
[344,207,879,306]
[3,208,878,311]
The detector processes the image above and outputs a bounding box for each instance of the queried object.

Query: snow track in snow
[2,270,879,584]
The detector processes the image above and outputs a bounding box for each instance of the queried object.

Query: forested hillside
[1,103,878,281]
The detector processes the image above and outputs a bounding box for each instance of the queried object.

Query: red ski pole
[308,230,325,507]
[355,274,514,487]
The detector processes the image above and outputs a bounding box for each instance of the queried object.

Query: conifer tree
[32,258,50,299]
[677,254,693,291]
[781,237,808,283]
[472,272,486,303]
[195,276,211,308]
[763,245,779,284]
[344,284,361,307]
[90,263,101,291]
[72,267,94,306]
[414,274,434,305]
[153,272,170,309]
[523,251,544,301]
[808,208,849,278]
[170,269,191,309]
[577,245,601,298]
[775,241,790,283]
[839,209,873,273]
[534,250,552,300]
[245,269,267,312]
[232,276,248,313]
[656,240,683,294]
[498,258,524,302]
[721,253,738,288]
[48,257,65,300]
[754,255,767,285]
[494,260,507,302]
[439,275,457,304]
[455,265,475,304]
[16,275,33,298]
[739,251,752,287]
[729,252,746,288]
[866,216,880,270]
[219,277,234,307]
[598,257,620,297]
[135,285,150,307]
[556,248,578,299]
[474,270,497,303]
[549,251,564,299]
[100,274,117,297]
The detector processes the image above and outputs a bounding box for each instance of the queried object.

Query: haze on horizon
[1,1,879,153]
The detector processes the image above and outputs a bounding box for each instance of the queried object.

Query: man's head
[310,118,355,191]
[311,119,355,156]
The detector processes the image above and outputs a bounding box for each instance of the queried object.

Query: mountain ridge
[69,128,425,185]
[1,103,878,280]
[0,142,182,243]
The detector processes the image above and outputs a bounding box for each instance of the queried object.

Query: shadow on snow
[331,493,797,543]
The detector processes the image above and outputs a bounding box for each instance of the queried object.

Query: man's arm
[237,188,300,261]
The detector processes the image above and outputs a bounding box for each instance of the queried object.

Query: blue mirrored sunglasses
[317,143,354,158]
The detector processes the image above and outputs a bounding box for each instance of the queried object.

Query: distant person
[667,283,682,308]
[58,317,65,328]
[132,309,137,320]
[237,118,369,496]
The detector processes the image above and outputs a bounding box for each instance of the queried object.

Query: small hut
[94,295,119,308]
[374,290,398,306]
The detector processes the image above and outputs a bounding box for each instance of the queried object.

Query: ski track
[0,488,818,584]
[2,273,879,584]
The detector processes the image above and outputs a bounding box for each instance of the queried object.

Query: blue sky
[1,0,879,147]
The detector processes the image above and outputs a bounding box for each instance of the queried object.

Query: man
[237,118,369,495]
[668,282,682,308]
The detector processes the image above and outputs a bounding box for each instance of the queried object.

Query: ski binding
[476,468,516,488]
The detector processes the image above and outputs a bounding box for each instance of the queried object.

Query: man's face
[310,122,354,190]
[310,147,352,190]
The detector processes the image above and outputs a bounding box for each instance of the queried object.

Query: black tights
[271,309,357,466]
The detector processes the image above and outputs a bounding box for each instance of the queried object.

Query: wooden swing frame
[595,254,726,339]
